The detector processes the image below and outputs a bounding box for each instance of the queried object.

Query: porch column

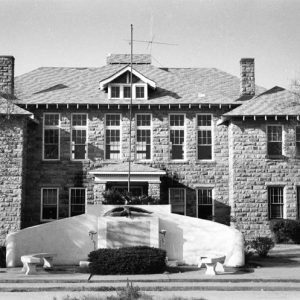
[93,183,106,204]
[148,182,161,201]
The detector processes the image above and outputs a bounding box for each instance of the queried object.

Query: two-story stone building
[1,54,299,245]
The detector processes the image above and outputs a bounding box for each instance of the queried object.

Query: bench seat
[21,253,57,275]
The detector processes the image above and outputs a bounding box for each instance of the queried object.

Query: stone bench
[198,255,226,276]
[21,253,57,275]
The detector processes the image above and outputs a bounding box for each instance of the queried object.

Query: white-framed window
[169,188,186,215]
[268,186,284,219]
[71,114,88,160]
[197,114,213,160]
[43,113,60,160]
[69,188,86,216]
[136,113,152,160]
[169,114,185,160]
[41,188,59,221]
[105,114,121,160]
[108,84,147,100]
[197,188,213,220]
[296,126,300,156]
[267,125,283,156]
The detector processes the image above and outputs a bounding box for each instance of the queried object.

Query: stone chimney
[0,55,15,96]
[240,58,255,96]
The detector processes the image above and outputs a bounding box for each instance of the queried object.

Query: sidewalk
[0,244,299,297]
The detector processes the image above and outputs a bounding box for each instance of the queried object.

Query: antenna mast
[128,24,133,194]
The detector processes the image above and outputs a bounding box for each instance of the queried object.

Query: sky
[1,0,300,89]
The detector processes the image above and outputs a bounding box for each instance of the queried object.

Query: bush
[270,219,300,244]
[88,246,166,275]
[102,189,158,205]
[250,237,275,257]
[0,247,5,268]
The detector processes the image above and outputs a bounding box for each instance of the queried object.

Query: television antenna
[127,25,177,194]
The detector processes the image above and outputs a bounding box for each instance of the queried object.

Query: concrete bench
[21,253,57,275]
[198,255,226,276]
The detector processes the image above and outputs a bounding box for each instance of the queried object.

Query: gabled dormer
[99,65,156,100]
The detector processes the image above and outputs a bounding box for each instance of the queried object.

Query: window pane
[124,86,131,98]
[169,189,185,215]
[70,189,85,216]
[136,129,151,160]
[106,114,120,126]
[197,115,211,126]
[136,86,144,98]
[45,114,59,126]
[72,114,87,126]
[137,114,151,126]
[106,129,120,159]
[170,115,184,126]
[42,189,57,220]
[198,189,213,220]
[268,187,283,219]
[111,86,120,98]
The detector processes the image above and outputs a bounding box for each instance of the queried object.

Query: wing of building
[1,53,299,245]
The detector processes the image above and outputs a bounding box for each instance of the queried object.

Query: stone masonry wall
[229,119,300,239]
[0,116,26,246]
[0,56,14,96]
[24,106,230,227]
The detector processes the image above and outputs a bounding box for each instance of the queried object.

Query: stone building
[1,54,299,245]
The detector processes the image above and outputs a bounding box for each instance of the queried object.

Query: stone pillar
[93,183,106,204]
[240,58,255,96]
[0,56,14,96]
[148,182,160,201]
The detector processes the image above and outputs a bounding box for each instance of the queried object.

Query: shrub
[270,219,300,244]
[0,247,5,268]
[244,240,256,264]
[88,246,166,275]
[102,189,158,205]
[250,237,275,257]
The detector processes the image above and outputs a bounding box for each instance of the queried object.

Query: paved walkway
[0,244,299,299]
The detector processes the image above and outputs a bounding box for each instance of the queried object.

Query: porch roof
[89,163,166,175]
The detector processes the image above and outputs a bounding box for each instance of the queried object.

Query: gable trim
[99,65,156,91]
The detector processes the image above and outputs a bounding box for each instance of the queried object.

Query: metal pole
[128,24,133,194]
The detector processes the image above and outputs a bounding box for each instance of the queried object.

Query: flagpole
[128,24,133,194]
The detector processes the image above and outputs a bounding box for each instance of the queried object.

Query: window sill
[266,155,286,160]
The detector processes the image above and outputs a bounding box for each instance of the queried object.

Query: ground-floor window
[197,188,213,220]
[268,186,284,219]
[169,188,186,215]
[41,188,59,221]
[69,188,86,216]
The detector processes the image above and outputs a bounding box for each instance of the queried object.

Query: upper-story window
[111,86,120,98]
[267,125,283,156]
[197,114,212,160]
[169,114,185,160]
[71,114,88,160]
[136,114,151,160]
[43,113,60,160]
[105,114,121,160]
[135,86,145,98]
[124,86,131,98]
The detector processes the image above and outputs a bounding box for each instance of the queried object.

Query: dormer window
[111,86,120,98]
[136,86,145,98]
[108,83,147,100]
[124,86,131,98]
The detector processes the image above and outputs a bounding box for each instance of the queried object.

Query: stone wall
[24,107,231,227]
[229,118,300,238]
[0,116,26,246]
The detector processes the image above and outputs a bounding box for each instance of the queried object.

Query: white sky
[1,0,300,89]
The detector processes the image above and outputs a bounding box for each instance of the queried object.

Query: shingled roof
[224,87,300,116]
[0,96,31,115]
[106,54,151,64]
[13,55,265,106]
